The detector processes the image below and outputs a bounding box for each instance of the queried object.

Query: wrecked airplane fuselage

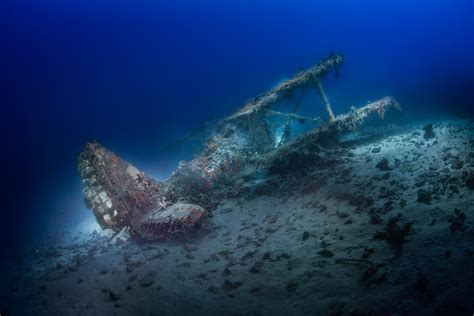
[78,142,207,241]
[77,52,401,241]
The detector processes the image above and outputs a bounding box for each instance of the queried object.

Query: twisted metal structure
[77,52,401,241]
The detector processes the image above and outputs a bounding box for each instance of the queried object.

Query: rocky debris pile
[417,190,432,204]
[449,208,467,233]
[464,172,474,190]
[374,214,412,256]
[359,264,387,287]
[423,124,436,140]
[375,157,392,171]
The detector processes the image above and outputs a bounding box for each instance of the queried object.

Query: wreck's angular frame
[78,52,401,241]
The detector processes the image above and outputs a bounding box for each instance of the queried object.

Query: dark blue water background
[1,0,473,250]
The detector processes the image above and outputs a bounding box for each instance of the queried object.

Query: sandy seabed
[1,117,473,315]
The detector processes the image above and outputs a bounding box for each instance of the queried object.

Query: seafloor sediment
[1,118,473,315]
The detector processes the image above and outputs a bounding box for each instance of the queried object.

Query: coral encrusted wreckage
[77,52,401,241]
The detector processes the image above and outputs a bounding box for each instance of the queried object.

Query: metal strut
[315,79,336,122]
[276,91,306,147]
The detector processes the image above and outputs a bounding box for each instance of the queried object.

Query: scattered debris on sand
[4,118,470,315]
[2,53,473,315]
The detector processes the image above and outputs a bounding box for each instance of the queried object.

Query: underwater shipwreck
[78,53,401,241]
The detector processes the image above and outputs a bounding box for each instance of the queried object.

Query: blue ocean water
[2,0,473,251]
[2,1,474,315]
